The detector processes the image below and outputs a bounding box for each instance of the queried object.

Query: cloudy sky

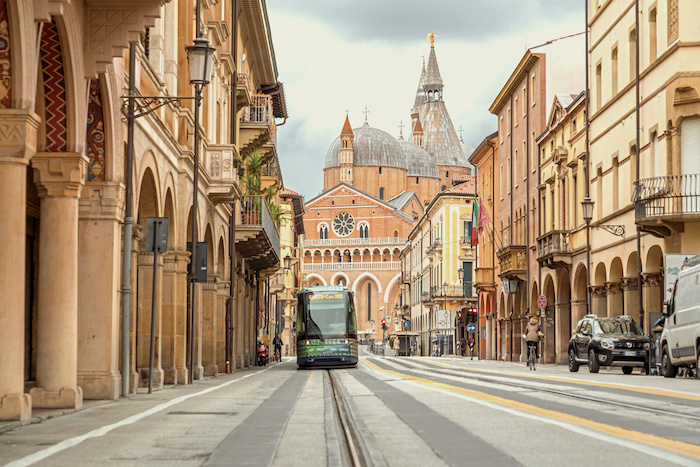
[267,1,585,200]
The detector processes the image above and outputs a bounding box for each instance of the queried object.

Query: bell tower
[340,114,354,184]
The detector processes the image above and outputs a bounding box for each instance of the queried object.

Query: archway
[572,262,588,325]
[625,252,640,322]
[556,270,572,364]
[608,257,623,318]
[644,245,664,331]
[542,274,556,364]
[593,262,607,317]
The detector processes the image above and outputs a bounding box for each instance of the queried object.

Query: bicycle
[527,343,537,371]
[274,347,281,363]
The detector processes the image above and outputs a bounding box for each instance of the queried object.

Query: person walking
[467,336,475,360]
[272,333,283,362]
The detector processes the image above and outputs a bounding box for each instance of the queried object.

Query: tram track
[327,369,374,467]
[382,357,700,423]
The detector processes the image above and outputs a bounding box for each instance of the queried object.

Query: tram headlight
[344,339,349,344]
[305,340,310,346]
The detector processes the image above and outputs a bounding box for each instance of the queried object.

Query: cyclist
[523,315,542,367]
[272,333,283,362]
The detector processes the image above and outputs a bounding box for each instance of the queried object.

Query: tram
[296,286,358,368]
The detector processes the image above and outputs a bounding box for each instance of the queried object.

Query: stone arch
[136,167,159,233]
[645,245,663,272]
[498,291,506,319]
[3,0,38,109]
[217,236,226,279]
[383,273,401,304]
[625,251,638,278]
[163,188,176,248]
[352,271,382,294]
[643,245,664,330]
[85,78,107,181]
[135,150,162,221]
[530,280,539,317]
[557,269,572,361]
[593,262,608,316]
[37,18,69,153]
[306,273,326,287]
[203,223,214,280]
[330,271,349,287]
[572,262,588,324]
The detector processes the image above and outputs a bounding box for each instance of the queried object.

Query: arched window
[319,224,329,239]
[359,223,369,239]
[379,187,385,200]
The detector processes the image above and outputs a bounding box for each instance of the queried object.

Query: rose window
[332,212,355,237]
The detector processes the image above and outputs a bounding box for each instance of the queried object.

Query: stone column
[77,182,123,400]
[174,251,189,383]
[554,302,571,364]
[235,271,245,369]
[136,249,164,389]
[201,276,219,376]
[129,225,143,393]
[0,110,39,421]
[591,285,607,317]
[29,152,87,409]
[605,281,623,318]
[642,272,663,333]
[485,317,493,360]
[217,280,229,372]
[194,281,204,380]
[543,307,555,363]
[161,251,181,384]
[622,276,640,323]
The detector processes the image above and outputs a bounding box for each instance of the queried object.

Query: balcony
[496,245,527,280]
[460,236,473,249]
[204,144,243,205]
[536,230,571,269]
[302,261,400,272]
[474,267,495,291]
[302,237,407,248]
[236,73,252,108]
[240,94,277,161]
[429,284,477,302]
[269,270,285,294]
[633,174,700,237]
[236,195,280,272]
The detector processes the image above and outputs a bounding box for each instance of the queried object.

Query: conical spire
[341,115,353,136]
[425,45,443,88]
[412,58,427,111]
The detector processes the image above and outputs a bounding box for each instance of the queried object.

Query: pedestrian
[468,336,475,360]
[460,338,466,357]
[394,337,400,356]
[273,333,283,362]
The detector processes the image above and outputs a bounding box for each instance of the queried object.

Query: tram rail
[383,357,700,423]
[328,369,373,467]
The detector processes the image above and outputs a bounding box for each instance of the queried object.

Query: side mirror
[662,301,669,317]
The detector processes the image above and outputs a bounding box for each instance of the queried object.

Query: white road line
[6,367,272,467]
[401,379,698,467]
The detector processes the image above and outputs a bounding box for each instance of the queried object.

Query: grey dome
[325,125,407,170]
[398,139,439,178]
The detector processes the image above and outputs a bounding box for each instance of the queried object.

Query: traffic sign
[403,320,410,329]
[466,323,477,333]
[538,295,547,310]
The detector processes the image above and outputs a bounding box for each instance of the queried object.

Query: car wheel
[622,366,633,375]
[588,349,599,373]
[568,349,579,372]
[661,345,677,378]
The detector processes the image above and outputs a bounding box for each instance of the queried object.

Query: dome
[325,125,406,170]
[398,139,439,178]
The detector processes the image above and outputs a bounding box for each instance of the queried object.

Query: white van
[660,258,700,377]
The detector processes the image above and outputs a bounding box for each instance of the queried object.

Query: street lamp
[505,277,518,362]
[582,196,594,316]
[283,254,292,271]
[186,24,216,384]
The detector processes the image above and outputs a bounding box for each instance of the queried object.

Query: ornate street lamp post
[581,196,594,316]
[186,17,216,383]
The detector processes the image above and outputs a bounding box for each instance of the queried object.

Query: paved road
[2,349,699,466]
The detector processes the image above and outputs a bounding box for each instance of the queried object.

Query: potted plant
[242,150,264,224]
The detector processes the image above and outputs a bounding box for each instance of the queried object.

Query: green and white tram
[296,286,358,368]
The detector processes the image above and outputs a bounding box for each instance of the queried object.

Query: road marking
[411,358,700,402]
[6,367,273,467]
[363,359,700,464]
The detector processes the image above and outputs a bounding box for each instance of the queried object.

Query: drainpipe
[585,0,592,316]
[121,42,137,397]
[227,0,238,374]
[634,0,645,331]
[509,95,514,362]
[490,140,496,359]
[525,70,531,321]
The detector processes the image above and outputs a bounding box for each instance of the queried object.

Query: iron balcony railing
[241,195,280,259]
[633,174,700,220]
[428,283,476,300]
[241,94,277,147]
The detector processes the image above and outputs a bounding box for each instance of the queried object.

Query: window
[446,171,449,178]
[531,131,537,172]
[379,187,384,200]
[611,46,618,95]
[513,150,518,187]
[514,97,519,126]
[612,156,619,211]
[499,164,504,198]
[342,140,347,148]
[531,73,536,103]
[629,144,637,201]
[506,157,511,193]
[416,177,419,184]
[463,220,472,244]
[595,63,602,110]
[332,212,355,237]
[522,141,527,180]
[649,8,657,62]
[367,283,372,321]
[319,224,329,240]
[652,132,659,178]
[596,167,603,218]
[500,116,504,142]
[506,108,511,135]
[572,175,578,226]
[522,87,527,116]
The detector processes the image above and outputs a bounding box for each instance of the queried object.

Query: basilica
[302,38,474,339]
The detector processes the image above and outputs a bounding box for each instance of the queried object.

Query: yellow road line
[411,358,700,402]
[364,359,700,460]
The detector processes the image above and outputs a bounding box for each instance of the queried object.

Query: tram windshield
[298,292,357,340]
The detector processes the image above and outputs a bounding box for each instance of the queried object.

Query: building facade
[0,0,295,422]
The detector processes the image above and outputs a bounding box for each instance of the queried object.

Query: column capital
[79,181,125,219]
[32,152,88,199]
[0,109,41,163]
[621,276,638,291]
[642,272,663,287]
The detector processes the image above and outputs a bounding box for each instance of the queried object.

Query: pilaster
[136,249,164,389]
[0,109,39,421]
[201,277,219,376]
[29,152,87,409]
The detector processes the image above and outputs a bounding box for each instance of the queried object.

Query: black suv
[568,315,650,374]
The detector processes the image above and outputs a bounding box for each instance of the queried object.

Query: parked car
[660,257,700,378]
[568,314,650,374]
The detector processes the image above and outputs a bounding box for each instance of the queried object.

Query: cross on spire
[363,106,370,124]
[398,120,404,138]
[458,125,464,142]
